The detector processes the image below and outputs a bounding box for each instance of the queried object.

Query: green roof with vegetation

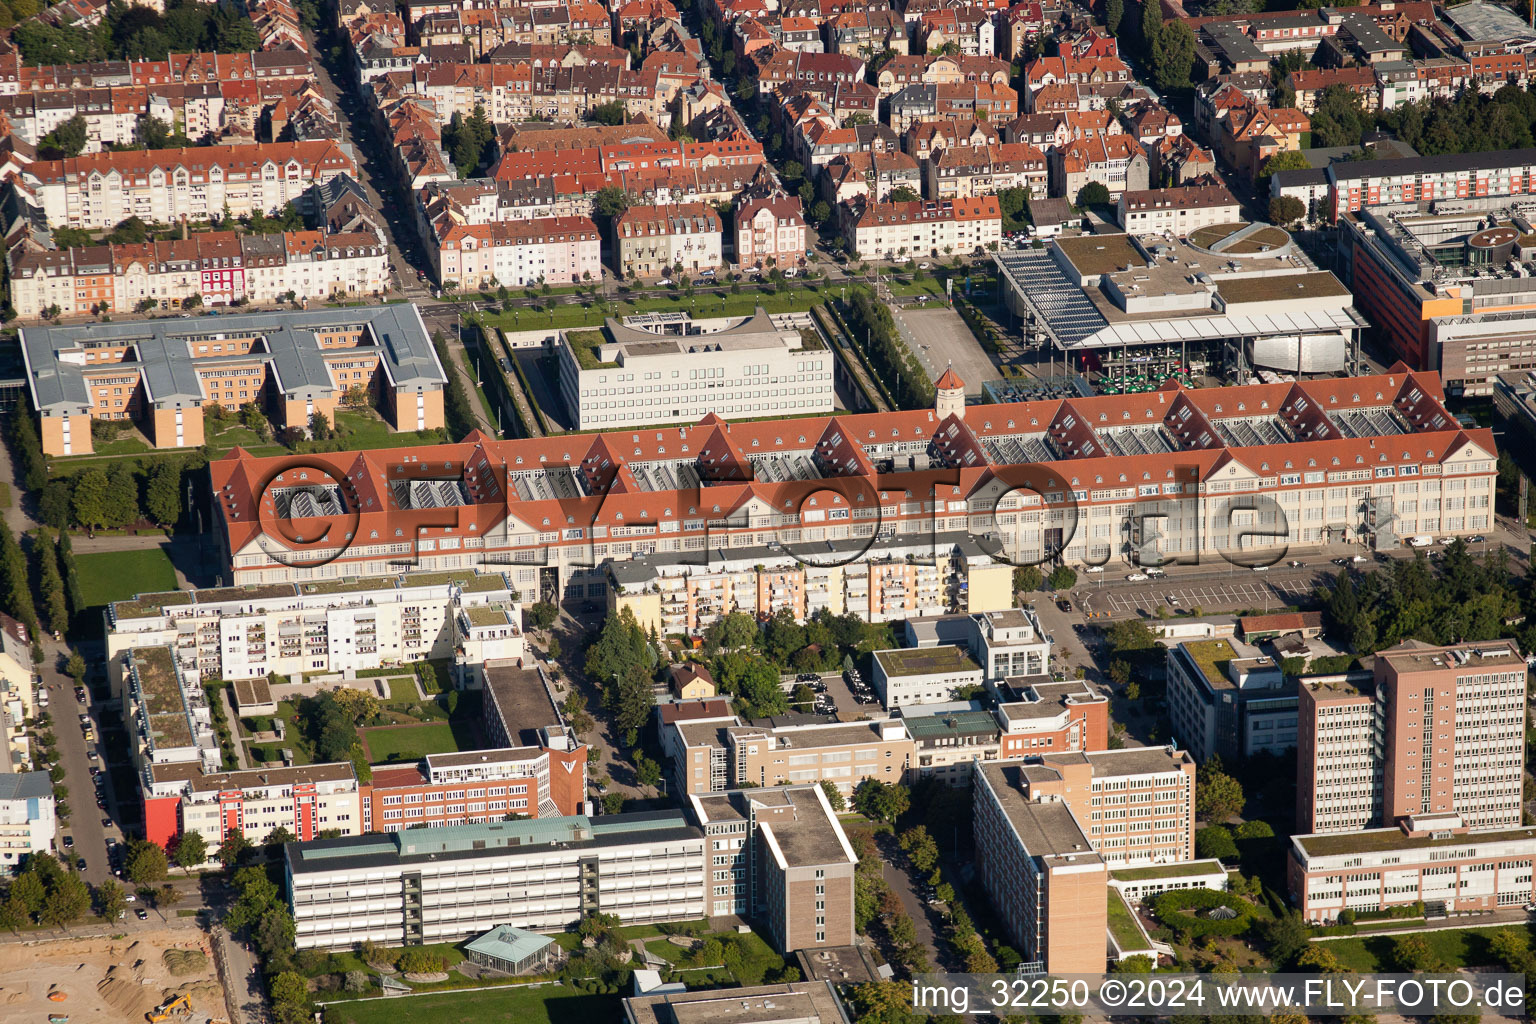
[196,583,299,604]
[403,571,508,592]
[1182,639,1237,687]
[132,647,192,748]
[874,645,981,677]
[297,577,400,595]
[112,591,194,619]
[796,327,826,351]
[1111,859,1227,882]
[465,604,514,628]
[1296,826,1536,858]
[1107,889,1151,953]
[567,329,618,370]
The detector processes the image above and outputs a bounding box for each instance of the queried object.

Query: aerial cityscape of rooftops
[9,0,1536,1021]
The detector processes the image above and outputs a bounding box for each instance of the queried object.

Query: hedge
[1151,888,1253,939]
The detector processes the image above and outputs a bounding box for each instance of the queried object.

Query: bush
[1151,889,1253,939]
[1195,825,1237,859]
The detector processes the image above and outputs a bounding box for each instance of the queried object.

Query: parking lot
[780,669,877,715]
[894,307,995,399]
[1082,574,1317,617]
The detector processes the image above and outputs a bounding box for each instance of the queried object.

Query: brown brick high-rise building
[1295,640,1527,835]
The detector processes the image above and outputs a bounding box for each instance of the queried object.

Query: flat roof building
[20,304,446,456]
[1289,814,1536,922]
[286,812,708,950]
[1166,637,1297,763]
[556,308,831,430]
[0,771,55,874]
[1295,640,1527,837]
[623,982,849,1024]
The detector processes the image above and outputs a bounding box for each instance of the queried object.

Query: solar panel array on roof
[1331,407,1408,438]
[629,460,702,492]
[981,434,1060,464]
[996,248,1108,347]
[392,478,468,509]
[1211,416,1295,448]
[1096,426,1176,457]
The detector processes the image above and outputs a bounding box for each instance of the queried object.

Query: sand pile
[96,964,158,1021]
[162,949,207,976]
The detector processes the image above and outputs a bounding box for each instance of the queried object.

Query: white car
[1125,573,1148,582]
[124,893,136,903]
[1251,564,1269,572]
[1083,565,1103,574]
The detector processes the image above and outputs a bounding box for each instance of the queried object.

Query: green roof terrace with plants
[112,590,194,620]
[567,329,618,370]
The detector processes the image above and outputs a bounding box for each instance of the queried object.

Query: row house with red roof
[753,49,867,99]
[918,5,998,57]
[1286,65,1380,115]
[17,141,358,231]
[8,229,391,318]
[841,195,1002,259]
[1021,54,1133,110]
[433,215,602,291]
[1048,132,1148,200]
[612,202,723,278]
[887,81,1018,133]
[827,9,909,57]
[819,150,922,204]
[906,118,1000,162]
[734,191,808,269]
[926,142,1048,200]
[875,52,1012,98]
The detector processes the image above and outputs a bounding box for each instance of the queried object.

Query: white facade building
[0,772,55,874]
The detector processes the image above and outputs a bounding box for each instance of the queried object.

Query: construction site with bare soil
[0,928,231,1024]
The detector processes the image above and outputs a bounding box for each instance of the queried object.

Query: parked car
[136,909,148,920]
[1287,560,1303,568]
[1125,573,1148,582]
[62,835,73,849]
[1145,568,1167,579]
[1083,565,1103,574]
[1251,564,1269,572]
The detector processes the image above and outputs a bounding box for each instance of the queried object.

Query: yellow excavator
[145,994,192,1023]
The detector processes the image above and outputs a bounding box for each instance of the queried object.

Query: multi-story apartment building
[925,143,1049,202]
[1289,813,1536,922]
[903,678,1110,783]
[9,230,390,319]
[612,203,723,279]
[1295,639,1528,835]
[20,305,446,455]
[609,547,1015,634]
[18,141,358,230]
[1166,638,1298,763]
[144,761,361,853]
[206,371,1498,617]
[666,716,915,797]
[842,196,1001,260]
[123,646,222,778]
[690,785,856,950]
[1116,184,1242,234]
[973,761,1108,973]
[1326,148,1536,221]
[431,215,602,291]
[0,614,36,772]
[1337,206,1536,395]
[285,812,708,949]
[734,194,808,271]
[107,572,517,684]
[556,308,833,431]
[0,772,55,875]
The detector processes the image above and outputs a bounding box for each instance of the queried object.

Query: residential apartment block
[19,141,358,230]
[903,678,1109,782]
[690,785,856,950]
[1116,184,1242,234]
[9,230,390,319]
[1295,640,1528,835]
[144,761,361,853]
[106,572,518,684]
[20,305,446,456]
[1327,148,1536,221]
[556,308,832,431]
[612,203,724,279]
[0,772,55,875]
[1025,747,1197,866]
[734,193,808,271]
[285,813,708,949]
[361,746,584,834]
[432,215,602,291]
[479,661,588,817]
[1289,813,1536,922]
[842,196,1001,260]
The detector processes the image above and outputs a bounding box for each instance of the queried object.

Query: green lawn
[1107,890,1148,951]
[360,721,471,762]
[323,983,617,1024]
[1316,923,1532,972]
[480,285,826,333]
[385,677,419,704]
[76,548,178,608]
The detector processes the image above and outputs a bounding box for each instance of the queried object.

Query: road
[42,639,111,886]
